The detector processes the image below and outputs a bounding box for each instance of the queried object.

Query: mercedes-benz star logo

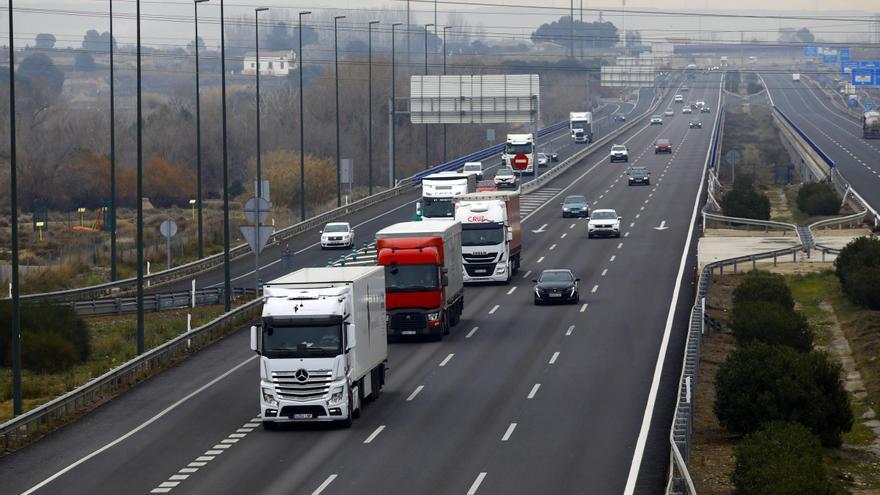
[294,369,309,382]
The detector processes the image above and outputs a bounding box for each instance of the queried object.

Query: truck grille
[465,263,497,276]
[389,313,427,331]
[272,369,333,401]
[463,253,497,263]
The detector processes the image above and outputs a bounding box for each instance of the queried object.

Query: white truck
[720,56,728,67]
[454,191,522,284]
[252,266,387,429]
[421,171,476,221]
[792,73,801,82]
[569,112,593,143]
[502,133,536,175]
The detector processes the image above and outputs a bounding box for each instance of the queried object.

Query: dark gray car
[561,195,590,218]
[627,166,651,186]
[533,269,580,305]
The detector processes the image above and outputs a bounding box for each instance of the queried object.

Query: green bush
[715,342,852,447]
[721,176,771,220]
[731,301,812,351]
[797,182,840,216]
[732,271,794,310]
[835,236,880,309]
[733,421,833,495]
[0,302,91,373]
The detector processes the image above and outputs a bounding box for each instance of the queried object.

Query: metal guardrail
[773,106,836,171]
[702,211,798,233]
[0,297,263,452]
[66,287,258,316]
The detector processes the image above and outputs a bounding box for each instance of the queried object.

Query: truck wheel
[341,394,354,428]
[353,383,363,419]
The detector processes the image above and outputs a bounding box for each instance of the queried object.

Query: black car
[561,195,590,217]
[627,166,651,186]
[550,152,559,162]
[533,269,580,305]
[689,120,703,129]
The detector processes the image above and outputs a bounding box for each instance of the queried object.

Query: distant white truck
[502,134,536,175]
[253,266,388,429]
[421,171,476,221]
[454,191,522,284]
[569,112,593,143]
[792,73,801,82]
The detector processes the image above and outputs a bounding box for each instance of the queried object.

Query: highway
[760,71,880,209]
[0,73,721,495]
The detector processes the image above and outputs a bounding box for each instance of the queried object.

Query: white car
[536,153,549,168]
[461,162,483,180]
[587,209,621,238]
[494,167,519,189]
[650,115,663,125]
[320,222,355,249]
[609,144,629,163]
[682,107,693,114]
[674,94,684,103]
[664,109,674,116]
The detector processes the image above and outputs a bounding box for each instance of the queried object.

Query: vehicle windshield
[462,223,505,246]
[612,146,626,152]
[385,264,439,293]
[539,271,573,283]
[651,115,661,119]
[571,122,587,130]
[538,153,547,159]
[497,168,515,177]
[464,164,481,171]
[478,180,495,188]
[323,224,349,233]
[505,143,533,155]
[657,140,670,145]
[261,323,343,359]
[591,211,618,220]
[630,168,648,176]
[422,197,454,218]
[564,196,587,206]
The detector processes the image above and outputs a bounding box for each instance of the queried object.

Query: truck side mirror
[250,325,261,354]
[346,323,356,352]
[441,274,449,287]
[507,230,513,242]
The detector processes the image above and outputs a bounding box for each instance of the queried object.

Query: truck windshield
[504,143,533,155]
[462,223,504,246]
[261,323,343,359]
[571,122,587,130]
[385,264,439,292]
[422,197,454,218]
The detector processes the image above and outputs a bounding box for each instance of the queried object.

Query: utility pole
[443,25,452,163]
[136,0,145,351]
[579,0,584,60]
[8,0,22,416]
[334,15,346,207]
[425,24,434,169]
[254,6,268,291]
[368,20,379,195]
[391,22,402,188]
[298,11,311,220]
[109,0,117,280]
[570,0,574,58]
[220,0,231,312]
[194,0,209,260]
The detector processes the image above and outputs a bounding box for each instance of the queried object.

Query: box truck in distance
[454,191,522,284]
[421,171,476,221]
[569,112,593,143]
[376,221,464,338]
[252,266,387,429]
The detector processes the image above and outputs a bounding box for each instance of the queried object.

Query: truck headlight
[262,387,279,407]
[496,266,506,274]
[427,312,441,321]
[329,387,345,405]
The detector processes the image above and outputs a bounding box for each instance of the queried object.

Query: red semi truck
[375,221,464,338]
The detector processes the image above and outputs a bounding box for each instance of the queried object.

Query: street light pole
[334,15,346,207]
[109,0,117,281]
[194,0,209,260]
[8,0,22,416]
[220,0,231,312]
[368,20,379,196]
[136,0,145,351]
[425,23,434,170]
[442,25,451,163]
[254,6,268,292]
[298,11,311,221]
[391,22,402,188]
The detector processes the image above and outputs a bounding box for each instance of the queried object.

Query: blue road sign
[849,97,860,108]
[866,102,874,112]
[823,54,838,64]
[841,61,859,75]
[852,68,876,86]
[840,48,851,61]
[859,61,879,69]
[803,46,818,57]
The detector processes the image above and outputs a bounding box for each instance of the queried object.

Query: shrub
[0,302,91,373]
[732,271,794,310]
[731,301,812,351]
[797,182,840,216]
[835,236,880,309]
[721,177,771,220]
[715,342,852,446]
[733,421,832,495]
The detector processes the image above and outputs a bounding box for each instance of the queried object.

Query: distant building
[241,50,295,76]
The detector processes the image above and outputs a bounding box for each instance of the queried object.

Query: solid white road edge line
[623,74,720,495]
[22,356,258,495]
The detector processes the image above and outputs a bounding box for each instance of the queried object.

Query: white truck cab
[502,134,536,175]
[421,171,476,221]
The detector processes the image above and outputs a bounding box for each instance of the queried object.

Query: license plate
[293,413,313,419]
[475,269,487,274]
[401,330,417,335]
[549,293,562,298]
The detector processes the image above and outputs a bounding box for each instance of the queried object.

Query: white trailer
[454,191,522,284]
[569,111,593,143]
[421,172,477,221]
[252,266,387,428]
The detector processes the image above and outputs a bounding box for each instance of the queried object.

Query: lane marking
[522,270,532,279]
[560,233,567,239]
[502,423,517,442]
[549,352,560,365]
[507,286,517,295]
[569,224,576,229]
[312,474,338,495]
[406,385,424,401]
[549,244,557,251]
[625,232,630,238]
[610,255,616,262]
[527,383,541,399]
[601,269,608,277]
[617,242,623,249]
[566,325,575,335]
[488,305,500,315]
[591,285,599,293]
[466,326,479,339]
[629,222,635,228]
[580,303,588,313]
[536,256,545,263]
[439,353,455,367]
[467,473,488,495]
[22,356,259,495]
[364,425,386,444]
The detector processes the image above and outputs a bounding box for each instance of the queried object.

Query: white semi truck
[502,133,536,175]
[569,112,593,143]
[421,171,476,221]
[252,266,387,429]
[454,191,522,284]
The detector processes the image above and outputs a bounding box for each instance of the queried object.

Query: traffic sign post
[241,196,274,291]
[159,218,178,270]
[725,149,741,185]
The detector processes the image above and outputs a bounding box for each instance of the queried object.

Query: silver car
[494,167,519,189]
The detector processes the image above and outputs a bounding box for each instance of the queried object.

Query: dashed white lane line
[566,325,575,335]
[522,270,532,279]
[502,423,517,442]
[644,199,649,204]
[439,353,455,367]
[617,242,624,249]
[601,269,608,277]
[489,305,500,315]
[625,232,630,238]
[591,285,599,293]
[640,206,645,211]
[507,286,517,295]
[549,243,557,251]
[580,303,588,313]
[537,256,545,263]
[610,255,616,262]
[560,233,567,239]
[364,425,386,444]
[569,223,576,229]
[466,326,479,339]
[527,383,541,399]
[312,474,338,495]
[406,385,425,401]
[635,213,641,218]
[549,352,560,364]
[467,473,488,495]
[629,222,635,227]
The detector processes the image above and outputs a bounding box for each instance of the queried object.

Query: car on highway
[476,179,497,192]
[550,151,559,162]
[627,166,651,186]
[533,269,580,305]
[609,144,629,163]
[561,195,590,218]
[681,85,689,91]
[682,107,693,114]
[320,222,355,249]
[664,109,674,116]
[689,120,703,129]
[655,138,672,154]
[587,209,621,238]
[700,106,711,113]
[537,153,549,168]
[494,167,519,189]
[461,162,484,180]
[614,114,627,122]
[674,94,684,103]
[650,115,663,125]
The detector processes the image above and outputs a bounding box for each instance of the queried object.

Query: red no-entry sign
[512,154,529,170]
